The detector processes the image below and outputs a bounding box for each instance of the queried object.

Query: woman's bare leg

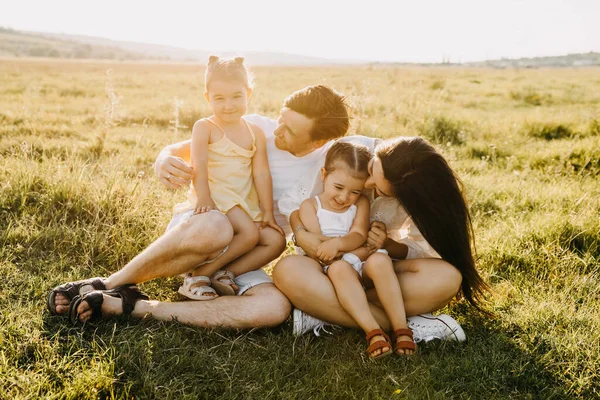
[272,255,392,330]
[273,255,462,327]
[366,258,462,316]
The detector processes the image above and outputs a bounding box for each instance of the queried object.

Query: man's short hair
[283,85,350,142]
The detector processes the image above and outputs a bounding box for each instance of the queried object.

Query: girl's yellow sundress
[173,118,263,221]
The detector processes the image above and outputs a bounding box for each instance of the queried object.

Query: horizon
[1,0,599,63]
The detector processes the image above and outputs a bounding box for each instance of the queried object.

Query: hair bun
[234,57,245,64]
[208,55,220,64]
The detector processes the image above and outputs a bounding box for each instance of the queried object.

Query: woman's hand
[155,156,194,189]
[317,238,341,263]
[366,221,387,250]
[261,212,285,235]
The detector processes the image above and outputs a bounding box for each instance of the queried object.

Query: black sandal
[47,277,107,315]
[69,284,149,325]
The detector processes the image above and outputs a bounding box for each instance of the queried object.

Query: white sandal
[210,270,237,296]
[178,275,218,300]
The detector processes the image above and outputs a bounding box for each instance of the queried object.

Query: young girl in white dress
[297,141,416,359]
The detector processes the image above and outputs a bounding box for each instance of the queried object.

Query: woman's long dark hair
[377,137,489,312]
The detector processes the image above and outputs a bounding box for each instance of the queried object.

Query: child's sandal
[366,329,393,359]
[211,270,238,296]
[393,328,417,355]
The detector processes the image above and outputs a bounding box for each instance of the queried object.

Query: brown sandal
[393,328,417,355]
[366,329,393,359]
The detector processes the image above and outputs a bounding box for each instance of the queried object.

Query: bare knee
[182,212,233,254]
[239,223,260,249]
[243,284,291,327]
[362,253,393,278]
[271,231,287,254]
[326,260,354,281]
[272,255,304,287]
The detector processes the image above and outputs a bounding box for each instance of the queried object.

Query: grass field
[1,58,599,399]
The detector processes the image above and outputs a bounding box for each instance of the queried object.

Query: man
[48,85,346,328]
[48,84,463,343]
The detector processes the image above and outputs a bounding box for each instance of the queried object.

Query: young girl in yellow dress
[171,56,285,300]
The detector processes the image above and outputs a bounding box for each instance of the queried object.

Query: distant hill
[0,27,341,66]
[462,52,600,68]
[0,27,163,61]
[1,26,598,67]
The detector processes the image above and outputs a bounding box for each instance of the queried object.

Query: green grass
[1,59,599,399]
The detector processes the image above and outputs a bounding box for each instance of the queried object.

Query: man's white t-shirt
[244,114,331,236]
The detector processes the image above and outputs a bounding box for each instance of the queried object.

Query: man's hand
[261,212,285,235]
[155,156,194,189]
[317,238,340,263]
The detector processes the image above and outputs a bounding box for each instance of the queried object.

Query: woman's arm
[191,120,215,212]
[252,126,283,235]
[154,139,194,189]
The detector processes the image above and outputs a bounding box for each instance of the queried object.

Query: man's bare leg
[76,283,291,329]
[272,255,462,330]
[106,211,233,288]
[54,211,233,314]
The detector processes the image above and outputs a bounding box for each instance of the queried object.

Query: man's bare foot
[76,291,123,323]
[54,293,71,314]
[47,278,106,315]
[71,285,149,324]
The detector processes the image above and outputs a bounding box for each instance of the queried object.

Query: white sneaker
[407,314,466,343]
[292,308,335,337]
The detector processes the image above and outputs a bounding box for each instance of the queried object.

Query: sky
[1,0,599,63]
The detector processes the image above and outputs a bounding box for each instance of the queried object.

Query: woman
[273,136,489,354]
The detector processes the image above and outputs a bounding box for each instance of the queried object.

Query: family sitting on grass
[47,56,489,359]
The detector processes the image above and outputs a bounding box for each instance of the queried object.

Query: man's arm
[154,139,194,189]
